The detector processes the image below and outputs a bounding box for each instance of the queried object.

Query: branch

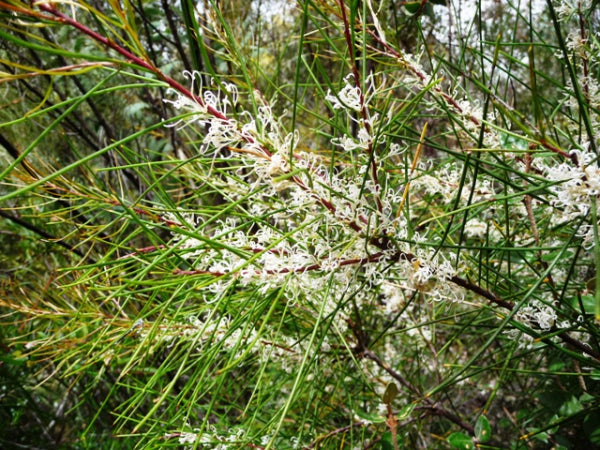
[0,209,84,258]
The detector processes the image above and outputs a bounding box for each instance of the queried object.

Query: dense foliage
[1,0,600,448]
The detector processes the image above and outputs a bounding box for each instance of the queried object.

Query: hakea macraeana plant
[2,0,600,448]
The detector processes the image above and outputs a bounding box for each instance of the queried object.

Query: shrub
[0,0,599,448]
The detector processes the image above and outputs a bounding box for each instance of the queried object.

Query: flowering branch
[337,0,384,213]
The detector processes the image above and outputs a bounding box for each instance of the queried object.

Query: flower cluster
[325,74,363,112]
[164,83,464,312]
[515,299,558,331]
[555,0,593,20]
[164,71,298,160]
[536,147,600,248]
[165,425,246,449]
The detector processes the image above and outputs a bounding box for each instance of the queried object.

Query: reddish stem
[35,3,229,121]
[337,0,383,213]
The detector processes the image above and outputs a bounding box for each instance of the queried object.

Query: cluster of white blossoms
[325,74,363,112]
[166,425,246,448]
[515,299,558,331]
[554,0,600,131]
[411,160,498,206]
[164,71,298,161]
[504,290,575,348]
[167,424,307,448]
[555,0,593,20]
[535,147,600,248]
[161,70,462,309]
[325,74,383,151]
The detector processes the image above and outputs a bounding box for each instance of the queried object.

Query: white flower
[537,148,600,229]
[326,74,362,111]
[413,262,434,285]
[331,129,370,151]
[464,218,488,238]
[178,432,198,444]
[267,152,289,176]
[516,300,557,330]
[565,30,588,57]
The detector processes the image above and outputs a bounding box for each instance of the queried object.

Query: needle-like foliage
[1,0,599,448]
